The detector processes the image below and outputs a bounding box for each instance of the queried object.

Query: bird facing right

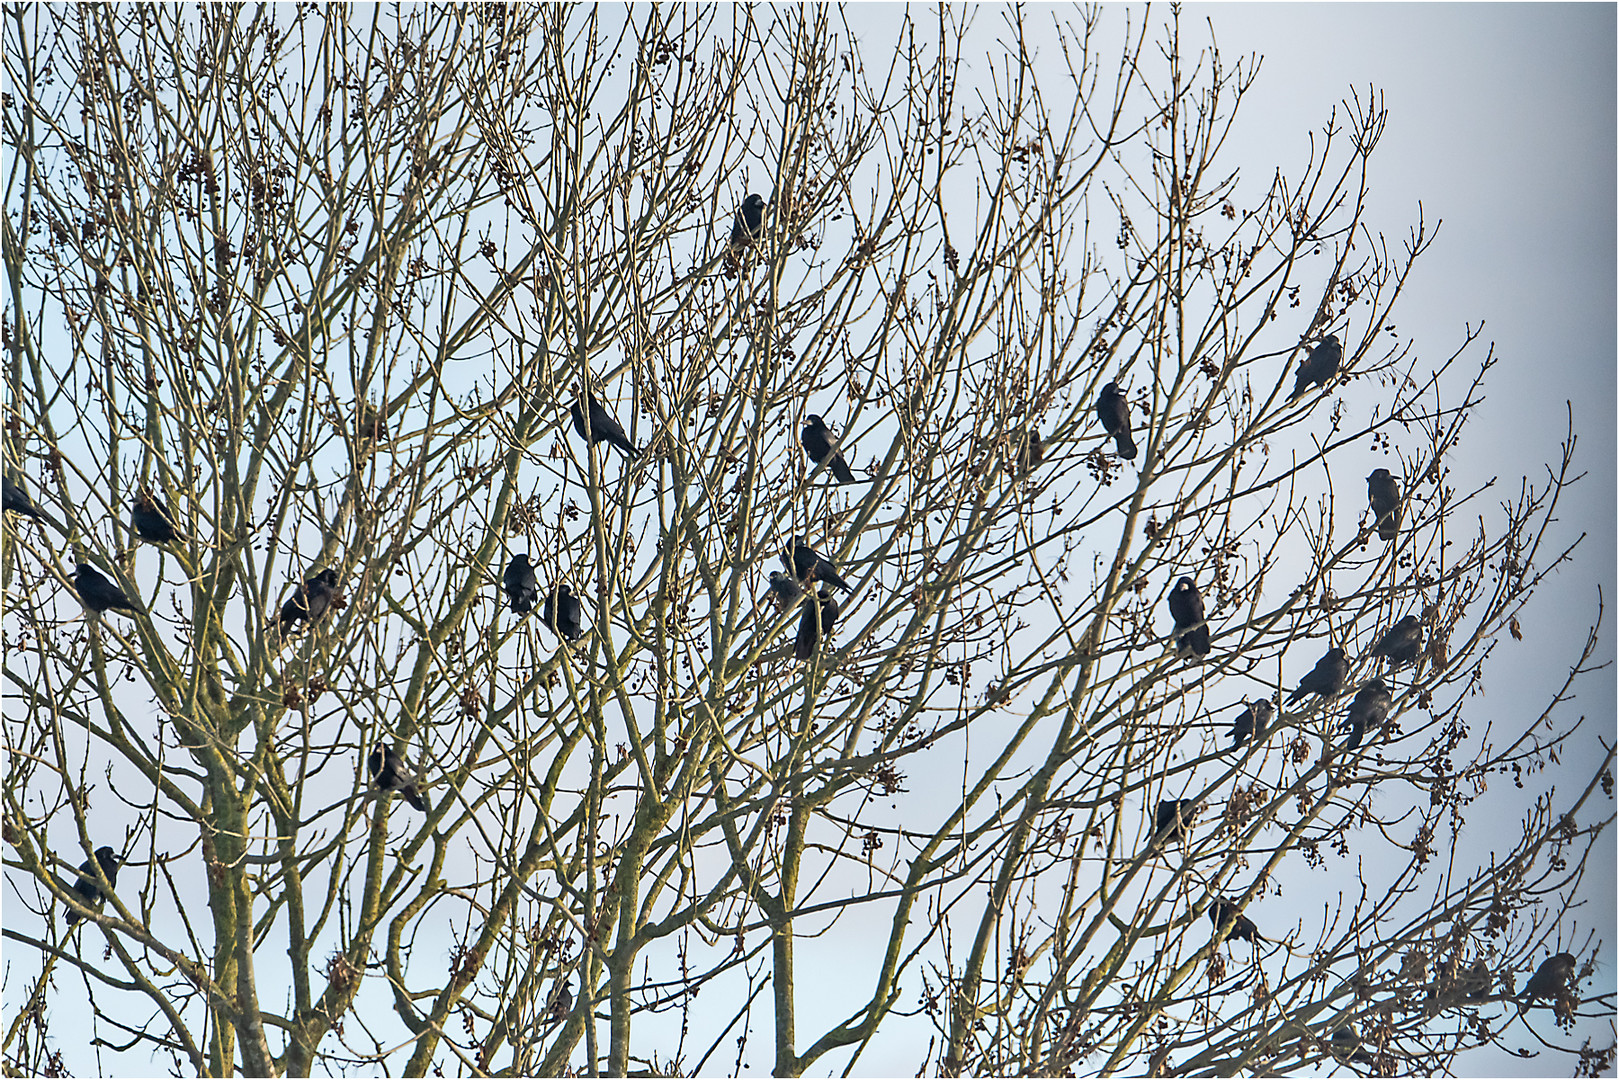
[801,414,856,483]
[730,193,766,251]
[544,583,583,642]
[131,490,184,545]
[1230,699,1274,748]
[1367,468,1401,541]
[3,474,46,521]
[1167,577,1210,657]
[279,568,340,635]
[1521,952,1578,1004]
[1095,381,1137,460]
[503,553,540,616]
[1288,333,1343,401]
[63,846,121,926]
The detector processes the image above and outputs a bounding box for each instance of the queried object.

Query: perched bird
[368,742,427,811]
[279,568,340,635]
[131,490,183,545]
[571,390,638,460]
[794,587,840,661]
[1152,799,1197,844]
[1288,333,1343,401]
[547,980,573,1027]
[766,570,803,610]
[1340,679,1392,751]
[801,415,856,483]
[1230,699,1274,748]
[784,537,851,592]
[729,193,766,251]
[1330,1026,1377,1068]
[1371,615,1422,669]
[63,846,121,927]
[1168,577,1211,658]
[1521,952,1578,1003]
[544,583,583,642]
[1208,896,1259,944]
[1095,382,1137,460]
[1367,469,1401,541]
[73,563,142,616]
[1014,428,1043,477]
[1287,647,1349,705]
[503,554,540,616]
[3,474,45,521]
[1460,959,1494,1000]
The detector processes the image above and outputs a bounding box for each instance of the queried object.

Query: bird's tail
[831,456,856,483]
[1115,431,1137,460]
[403,786,427,812]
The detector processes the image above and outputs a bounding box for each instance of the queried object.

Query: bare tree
[3,6,1609,1078]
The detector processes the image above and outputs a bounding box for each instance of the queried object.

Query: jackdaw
[73,563,142,615]
[794,587,840,661]
[131,490,184,545]
[1230,699,1274,748]
[801,415,856,483]
[1340,679,1392,751]
[3,474,45,521]
[1152,799,1197,845]
[1330,1026,1377,1068]
[1287,647,1349,705]
[1095,382,1137,460]
[279,568,340,635]
[1208,896,1259,944]
[544,583,583,642]
[503,554,540,616]
[1367,469,1401,541]
[766,570,803,610]
[784,537,851,592]
[369,742,427,811]
[63,846,121,926]
[571,391,638,460]
[1168,577,1210,657]
[1288,334,1342,401]
[1371,615,1422,669]
[1521,952,1578,1004]
[729,193,766,251]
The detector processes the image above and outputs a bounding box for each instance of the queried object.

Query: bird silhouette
[279,568,340,635]
[1168,577,1210,657]
[1287,647,1349,705]
[1367,469,1401,541]
[730,193,766,252]
[1208,896,1259,944]
[368,742,427,811]
[784,538,851,592]
[1095,382,1137,459]
[3,474,46,521]
[1370,615,1422,669]
[63,846,121,926]
[131,490,184,545]
[801,415,856,483]
[571,390,638,460]
[1152,799,1197,845]
[766,570,803,610]
[1288,334,1342,401]
[503,554,540,615]
[1230,699,1274,748]
[794,587,840,661]
[73,563,142,615]
[544,583,583,642]
[1521,952,1578,1004]
[1340,679,1392,751]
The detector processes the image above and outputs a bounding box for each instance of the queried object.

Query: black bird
[784,537,851,592]
[1521,952,1578,1003]
[1095,382,1137,460]
[1168,577,1210,658]
[794,587,840,661]
[1288,333,1343,401]
[1230,699,1274,747]
[729,193,766,251]
[1208,896,1259,944]
[1287,647,1349,705]
[131,490,183,545]
[1340,679,1392,751]
[544,583,583,642]
[1330,1026,1378,1068]
[503,554,540,616]
[1371,615,1422,669]
[63,846,120,927]
[73,563,142,615]
[279,568,340,635]
[1014,428,1043,476]
[766,570,803,610]
[368,742,427,811]
[801,415,856,483]
[571,390,638,460]
[547,980,573,1027]
[1367,469,1401,541]
[3,474,45,521]
[1152,799,1197,844]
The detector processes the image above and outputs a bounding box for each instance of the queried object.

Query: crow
[801,415,856,483]
[1095,382,1137,460]
[794,587,840,661]
[63,846,121,926]
[729,193,766,252]
[1371,615,1422,669]
[73,563,142,615]
[1521,952,1578,1004]
[544,583,583,642]
[3,474,45,521]
[1152,799,1197,844]
[1367,469,1401,541]
[1340,679,1392,751]
[131,490,184,545]
[1208,896,1259,944]
[1330,1026,1378,1069]
[279,568,340,635]
[571,390,638,460]
[766,570,803,610]
[1287,647,1349,705]
[503,554,540,616]
[547,980,573,1028]
[784,537,851,592]
[1288,334,1342,401]
[1168,577,1210,657]
[1230,699,1274,748]
[368,742,427,811]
